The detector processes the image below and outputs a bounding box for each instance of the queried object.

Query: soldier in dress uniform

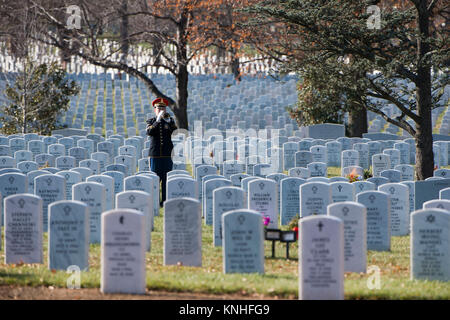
[146,97,177,207]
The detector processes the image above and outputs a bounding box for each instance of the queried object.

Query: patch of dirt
[0,285,287,300]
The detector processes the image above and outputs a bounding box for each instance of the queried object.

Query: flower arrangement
[262,216,270,229]
[288,214,300,240]
[347,172,363,183]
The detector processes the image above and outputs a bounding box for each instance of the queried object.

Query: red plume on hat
[152,97,169,107]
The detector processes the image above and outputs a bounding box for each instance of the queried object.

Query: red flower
[293,226,299,239]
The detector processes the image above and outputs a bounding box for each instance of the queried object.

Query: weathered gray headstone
[411,209,450,281]
[299,182,331,218]
[379,183,410,236]
[299,215,344,300]
[4,194,43,264]
[213,187,246,247]
[35,174,66,232]
[101,209,146,294]
[116,191,153,252]
[328,202,367,273]
[164,198,202,267]
[222,209,264,274]
[280,177,306,225]
[248,179,278,228]
[356,191,391,251]
[48,200,89,271]
[73,182,106,244]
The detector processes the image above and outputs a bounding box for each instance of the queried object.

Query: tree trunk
[231,49,241,82]
[347,105,367,137]
[414,0,434,180]
[174,65,189,130]
[174,13,189,130]
[120,0,129,65]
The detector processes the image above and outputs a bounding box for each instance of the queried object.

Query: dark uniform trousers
[146,116,177,205]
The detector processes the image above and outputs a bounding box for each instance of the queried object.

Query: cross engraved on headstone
[238,215,245,225]
[63,206,71,215]
[317,221,324,232]
[178,181,184,189]
[2,159,5,164]
[359,185,364,190]
[46,178,53,186]
[65,174,70,179]
[18,198,25,208]
[177,202,185,212]
[258,182,265,190]
[63,158,67,164]
[119,215,124,224]
[338,185,343,192]
[135,179,141,186]
[8,177,14,184]
[312,186,318,194]
[85,185,92,194]
[389,187,395,194]
[426,214,435,223]
[369,194,376,203]
[225,191,232,199]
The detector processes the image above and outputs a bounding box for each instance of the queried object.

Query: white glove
[156,112,163,122]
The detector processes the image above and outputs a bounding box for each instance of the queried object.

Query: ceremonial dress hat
[152,97,169,107]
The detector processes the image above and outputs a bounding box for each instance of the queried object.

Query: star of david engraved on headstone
[178,181,184,189]
[238,215,245,225]
[426,214,435,223]
[8,176,14,184]
[128,195,136,204]
[369,194,376,203]
[177,202,185,212]
[85,185,92,195]
[63,206,71,215]
[225,190,232,199]
[258,182,265,190]
[312,186,318,194]
[18,198,25,209]
[317,221,324,232]
[337,185,343,192]
[389,187,395,195]
[342,207,349,216]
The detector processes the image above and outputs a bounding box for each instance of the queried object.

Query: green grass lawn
[0,216,449,299]
[0,165,449,299]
